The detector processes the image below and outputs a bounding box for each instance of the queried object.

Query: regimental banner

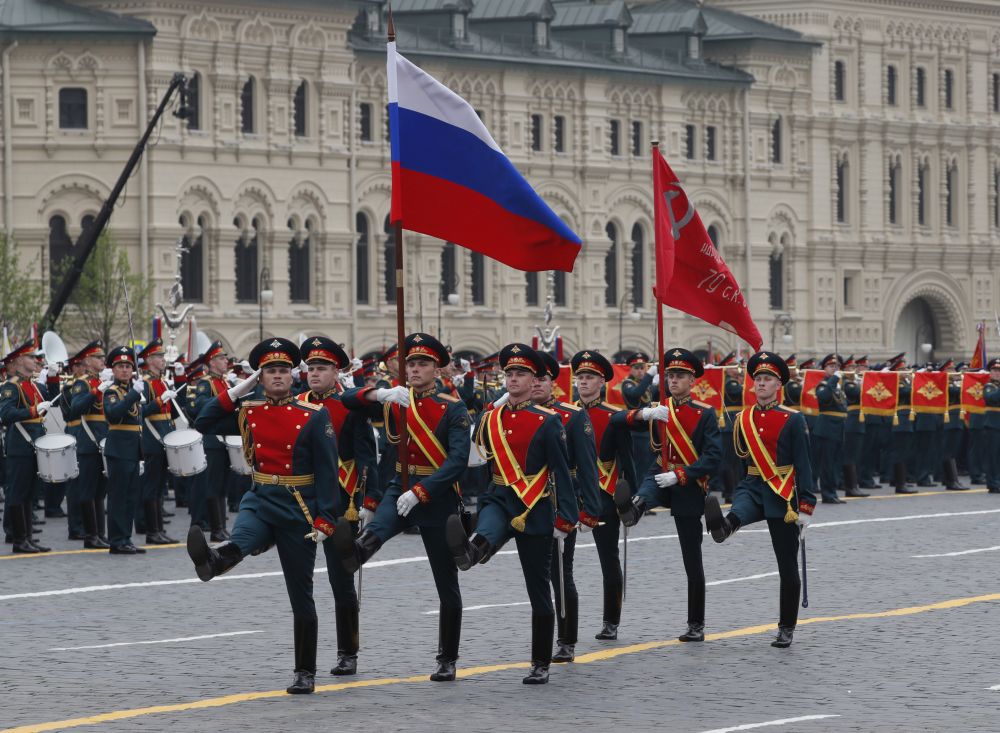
[861,371,900,417]
[742,371,783,409]
[911,372,949,414]
[604,364,632,407]
[798,370,825,416]
[960,372,990,416]
[554,364,573,402]
[692,367,725,416]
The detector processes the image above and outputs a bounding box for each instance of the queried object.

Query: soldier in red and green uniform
[187,337,339,695]
[704,351,815,648]
[298,335,379,677]
[446,343,577,685]
[618,348,721,642]
[332,332,471,683]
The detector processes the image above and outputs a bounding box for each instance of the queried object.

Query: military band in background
[3,327,1000,691]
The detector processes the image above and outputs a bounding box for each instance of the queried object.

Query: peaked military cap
[201,340,226,361]
[747,351,790,384]
[626,351,650,367]
[106,345,136,368]
[799,357,816,370]
[137,339,164,362]
[68,339,105,366]
[404,332,449,367]
[571,349,613,380]
[250,337,300,370]
[500,343,545,376]
[663,347,704,378]
[538,351,561,380]
[821,353,843,368]
[301,336,350,369]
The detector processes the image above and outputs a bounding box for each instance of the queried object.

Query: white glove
[640,405,670,423]
[226,369,261,401]
[553,527,569,540]
[577,522,593,534]
[47,364,59,378]
[652,374,660,388]
[97,380,113,393]
[100,368,113,382]
[648,364,658,377]
[291,367,301,381]
[396,490,420,517]
[797,512,812,530]
[35,401,52,416]
[305,526,331,543]
[492,391,510,408]
[350,357,363,373]
[375,386,410,406]
[132,377,145,396]
[226,370,238,386]
[452,374,465,388]
[359,507,375,526]
[35,373,47,390]
[654,471,679,488]
[460,358,471,373]
[160,389,177,402]
[173,363,185,376]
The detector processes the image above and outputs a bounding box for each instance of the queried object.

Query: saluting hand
[226,369,261,401]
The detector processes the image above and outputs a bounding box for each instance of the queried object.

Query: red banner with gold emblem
[861,371,900,417]
[692,367,725,413]
[960,372,990,416]
[604,364,632,407]
[798,370,824,416]
[742,371,784,409]
[553,364,573,402]
[911,372,948,414]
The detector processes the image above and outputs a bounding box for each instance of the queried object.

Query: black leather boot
[82,500,110,549]
[843,464,869,497]
[144,500,170,545]
[523,613,554,684]
[678,623,705,642]
[156,500,177,542]
[618,496,645,528]
[11,505,41,553]
[330,604,359,676]
[944,459,969,490]
[334,519,383,574]
[186,526,243,581]
[430,605,462,681]
[207,498,228,543]
[894,462,917,494]
[595,585,621,640]
[771,625,794,648]
[553,588,578,662]
[287,617,317,694]
[705,495,739,543]
[24,506,50,552]
[445,514,490,570]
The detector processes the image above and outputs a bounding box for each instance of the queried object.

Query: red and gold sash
[406,389,449,470]
[665,398,708,491]
[597,458,617,496]
[485,405,549,510]
[338,459,358,497]
[739,407,795,502]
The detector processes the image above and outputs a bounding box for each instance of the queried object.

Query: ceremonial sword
[556,535,566,620]
[356,468,369,608]
[800,529,809,608]
[121,276,146,404]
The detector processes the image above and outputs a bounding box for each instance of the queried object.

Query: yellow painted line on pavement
[4,591,999,733]
[0,543,182,560]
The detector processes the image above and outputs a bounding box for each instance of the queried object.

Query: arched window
[180,215,204,302]
[471,251,485,306]
[293,80,308,137]
[441,241,456,302]
[288,218,311,303]
[384,215,396,304]
[187,72,202,131]
[241,77,256,134]
[888,158,900,225]
[356,213,370,304]
[235,217,259,303]
[771,117,782,164]
[604,222,618,306]
[630,223,644,309]
[768,237,784,310]
[836,156,848,223]
[707,224,720,248]
[48,215,73,295]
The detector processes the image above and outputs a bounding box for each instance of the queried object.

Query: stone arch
[537,182,582,234]
[291,22,327,50]
[232,179,277,227]
[176,176,223,224]
[884,271,968,358]
[237,16,276,47]
[287,181,329,225]
[36,174,109,221]
[182,9,222,42]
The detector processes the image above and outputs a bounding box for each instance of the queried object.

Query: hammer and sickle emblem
[663,186,695,239]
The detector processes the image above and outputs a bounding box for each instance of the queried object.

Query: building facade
[1,0,997,363]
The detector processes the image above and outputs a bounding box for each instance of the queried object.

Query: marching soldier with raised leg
[618,348,722,642]
[332,333,470,682]
[187,338,338,694]
[299,336,379,676]
[532,350,602,663]
[446,343,577,684]
[704,352,815,648]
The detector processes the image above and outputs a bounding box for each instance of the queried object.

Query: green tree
[54,231,153,349]
[0,232,47,348]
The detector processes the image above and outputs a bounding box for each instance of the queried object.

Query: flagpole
[388,9,410,493]
[651,141,668,471]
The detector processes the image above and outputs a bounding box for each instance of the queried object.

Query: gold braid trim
[733,410,751,460]
[383,401,400,445]
[237,405,254,468]
[473,412,494,461]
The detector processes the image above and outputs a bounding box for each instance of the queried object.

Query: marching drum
[225,435,252,475]
[163,429,208,476]
[35,434,79,483]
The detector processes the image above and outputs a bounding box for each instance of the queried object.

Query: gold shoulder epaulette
[559,401,582,412]
[602,401,623,412]
[778,405,799,413]
[692,399,711,409]
[437,392,460,403]
[534,405,557,416]
[295,399,323,411]
[241,399,265,408]
[8,375,19,384]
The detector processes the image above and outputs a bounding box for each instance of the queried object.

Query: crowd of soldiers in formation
[3,333,999,693]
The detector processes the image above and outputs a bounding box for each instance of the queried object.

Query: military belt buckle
[269,474,280,485]
[409,465,417,476]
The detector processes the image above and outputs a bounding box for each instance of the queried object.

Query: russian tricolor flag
[388,42,581,272]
